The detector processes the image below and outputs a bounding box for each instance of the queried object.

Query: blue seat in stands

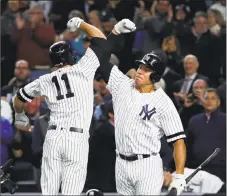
[31,69,50,80]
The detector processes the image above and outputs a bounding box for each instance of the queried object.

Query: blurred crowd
[1,0,226,194]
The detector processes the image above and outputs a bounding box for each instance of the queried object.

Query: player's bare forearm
[79,21,106,40]
[173,139,186,174]
[13,96,25,113]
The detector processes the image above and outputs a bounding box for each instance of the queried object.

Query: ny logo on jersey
[139,104,156,120]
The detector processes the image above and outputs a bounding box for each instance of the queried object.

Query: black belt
[118,153,156,162]
[48,125,83,133]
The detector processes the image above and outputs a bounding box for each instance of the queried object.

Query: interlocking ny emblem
[139,104,156,120]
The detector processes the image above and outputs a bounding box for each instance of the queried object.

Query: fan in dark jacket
[178,79,207,129]
[171,54,208,108]
[86,102,116,192]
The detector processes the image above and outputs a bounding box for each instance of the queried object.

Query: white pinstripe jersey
[107,66,186,155]
[19,48,99,137]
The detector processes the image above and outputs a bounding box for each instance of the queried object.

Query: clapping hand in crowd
[16,13,25,30]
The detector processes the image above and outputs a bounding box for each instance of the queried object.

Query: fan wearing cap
[96,24,187,195]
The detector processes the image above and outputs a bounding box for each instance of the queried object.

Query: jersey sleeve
[17,79,41,102]
[106,65,129,97]
[160,100,186,143]
[76,38,110,79]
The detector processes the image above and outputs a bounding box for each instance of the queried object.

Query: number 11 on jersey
[52,73,74,100]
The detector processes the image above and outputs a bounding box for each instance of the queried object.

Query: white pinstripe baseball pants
[41,128,89,195]
[115,154,164,195]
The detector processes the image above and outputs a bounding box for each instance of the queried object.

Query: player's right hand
[114,19,136,34]
[67,17,84,32]
[168,174,186,195]
[15,112,30,127]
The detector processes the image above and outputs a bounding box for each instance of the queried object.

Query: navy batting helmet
[135,50,167,83]
[85,189,104,196]
[49,41,76,67]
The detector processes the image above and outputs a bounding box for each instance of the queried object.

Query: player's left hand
[15,112,30,127]
[114,19,136,34]
[67,17,84,32]
[168,174,186,195]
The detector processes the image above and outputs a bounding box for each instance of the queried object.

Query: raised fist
[114,19,136,34]
[67,17,84,32]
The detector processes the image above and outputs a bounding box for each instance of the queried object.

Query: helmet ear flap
[150,72,161,83]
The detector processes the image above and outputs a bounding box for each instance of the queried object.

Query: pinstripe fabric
[116,155,164,195]
[106,66,186,194]
[20,47,99,136]
[19,47,100,195]
[41,128,89,195]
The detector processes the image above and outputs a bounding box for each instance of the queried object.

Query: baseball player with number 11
[12,17,128,195]
[95,20,188,195]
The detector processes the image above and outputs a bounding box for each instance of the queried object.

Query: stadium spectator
[210,0,226,21]
[171,3,192,56]
[99,3,117,35]
[188,11,223,86]
[172,54,208,108]
[49,0,85,33]
[162,67,181,98]
[11,128,33,163]
[95,75,111,104]
[1,99,13,124]
[161,35,182,97]
[1,0,21,36]
[161,35,182,98]
[108,0,137,21]
[207,9,222,36]
[1,60,31,103]
[87,9,104,32]
[12,5,56,69]
[217,82,226,113]
[143,0,173,51]
[133,0,152,30]
[86,102,116,192]
[179,79,207,129]
[1,0,22,86]
[161,35,183,75]
[0,117,14,166]
[29,1,52,23]
[186,88,226,182]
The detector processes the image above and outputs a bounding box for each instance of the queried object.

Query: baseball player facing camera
[13,17,135,195]
[96,21,187,195]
